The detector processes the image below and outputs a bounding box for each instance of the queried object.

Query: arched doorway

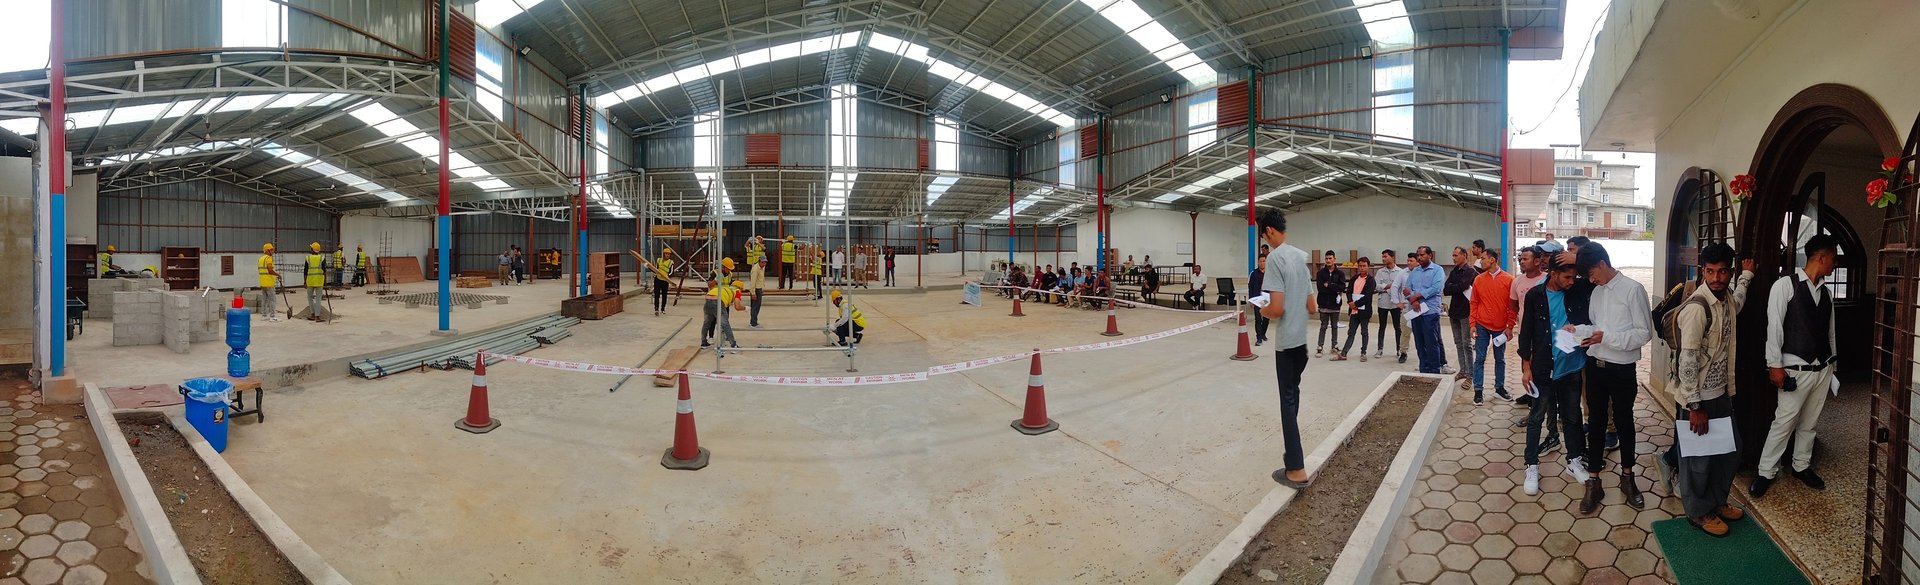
[1734,84,1900,585]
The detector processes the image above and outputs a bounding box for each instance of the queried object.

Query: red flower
[1868,177,1890,198]
[1870,189,1885,205]
[1730,174,1756,196]
[1885,156,1902,172]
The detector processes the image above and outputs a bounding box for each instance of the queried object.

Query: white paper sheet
[1492,333,1508,347]
[1675,417,1736,457]
[1554,329,1580,353]
[1526,381,1539,398]
[1248,293,1272,308]
[1351,293,1365,302]
[1831,375,1841,396]
[1405,302,1425,321]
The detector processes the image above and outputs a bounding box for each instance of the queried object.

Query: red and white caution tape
[979,283,1239,315]
[482,305,1237,387]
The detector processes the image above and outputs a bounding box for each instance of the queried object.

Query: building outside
[1513,147,1649,241]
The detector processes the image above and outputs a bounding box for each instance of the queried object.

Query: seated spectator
[1122,256,1136,276]
[1182,264,1207,310]
[1037,269,1058,302]
[1053,268,1074,305]
[1141,263,1160,301]
[1090,272,1113,309]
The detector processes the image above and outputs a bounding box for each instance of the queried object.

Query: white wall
[1283,195,1499,261]
[66,172,96,244]
[1081,207,1250,275]
[341,216,433,263]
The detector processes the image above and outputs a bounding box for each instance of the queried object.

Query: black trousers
[1527,371,1589,466]
[781,262,795,289]
[1341,312,1371,355]
[1586,359,1640,472]
[750,289,763,326]
[835,321,864,345]
[1274,345,1309,470]
[1317,311,1340,348]
[653,278,670,312]
[1253,312,1271,343]
[1376,307,1402,352]
[885,266,895,286]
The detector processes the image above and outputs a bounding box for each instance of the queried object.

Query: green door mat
[1650,517,1811,584]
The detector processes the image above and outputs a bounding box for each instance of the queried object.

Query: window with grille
[1586,209,1596,224]
[1555,180,1579,202]
[1560,210,1576,225]
[1626,213,1638,226]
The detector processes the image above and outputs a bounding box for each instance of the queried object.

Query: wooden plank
[652,347,700,387]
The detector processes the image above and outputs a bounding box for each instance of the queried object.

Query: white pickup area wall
[1282,195,1498,261]
[1079,207,1251,274]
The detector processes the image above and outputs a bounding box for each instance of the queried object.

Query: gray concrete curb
[164,415,352,585]
[1174,371,1433,585]
[82,383,203,585]
[1323,374,1458,584]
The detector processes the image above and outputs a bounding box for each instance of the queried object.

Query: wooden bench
[652,347,701,387]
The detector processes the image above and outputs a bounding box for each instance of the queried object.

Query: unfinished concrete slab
[214,289,1418,583]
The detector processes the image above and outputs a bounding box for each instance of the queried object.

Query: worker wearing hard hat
[353,244,370,287]
[718,257,741,340]
[650,246,675,316]
[98,244,121,277]
[779,235,797,290]
[830,290,866,347]
[746,236,766,268]
[303,242,327,321]
[330,244,346,289]
[258,243,282,322]
[699,271,742,349]
[749,254,767,329]
[812,249,826,300]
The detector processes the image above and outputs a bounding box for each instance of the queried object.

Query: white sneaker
[1525,465,1541,495]
[1441,366,1457,375]
[1565,456,1591,483]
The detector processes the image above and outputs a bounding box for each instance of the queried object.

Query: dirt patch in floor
[119,411,307,585]
[1218,375,1437,584]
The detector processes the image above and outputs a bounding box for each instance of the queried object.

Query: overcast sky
[1507,0,1657,207]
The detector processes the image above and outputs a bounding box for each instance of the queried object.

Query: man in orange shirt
[1470,247,1518,405]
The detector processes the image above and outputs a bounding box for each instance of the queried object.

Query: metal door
[1866,117,1920,584]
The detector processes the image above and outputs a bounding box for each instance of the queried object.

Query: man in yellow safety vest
[330,244,345,288]
[831,290,866,347]
[780,235,797,289]
[98,244,122,277]
[700,270,741,349]
[354,244,370,286]
[304,242,327,321]
[650,247,675,316]
[812,249,825,299]
[258,243,282,321]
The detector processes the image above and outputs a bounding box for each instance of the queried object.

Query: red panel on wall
[916,138,930,170]
[429,1,478,81]
[567,95,584,138]
[745,134,781,166]
[1218,83,1250,127]
[1079,125,1099,158]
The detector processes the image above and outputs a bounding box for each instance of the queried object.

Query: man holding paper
[1334,256,1375,361]
[1255,207,1315,489]
[1518,247,1594,497]
[1671,243,1754,536]
[1470,247,1516,405]
[1577,242,1655,512]
[1406,246,1447,374]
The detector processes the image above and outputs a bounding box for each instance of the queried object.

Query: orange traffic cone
[661,373,710,470]
[1011,350,1059,435]
[455,351,501,433]
[1010,294,1026,317]
[1101,306,1123,337]
[1231,309,1258,361]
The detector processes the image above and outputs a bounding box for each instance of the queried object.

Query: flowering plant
[1728,174,1756,204]
[1869,156,1904,209]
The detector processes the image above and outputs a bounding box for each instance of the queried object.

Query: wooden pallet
[454,276,492,288]
[653,347,700,387]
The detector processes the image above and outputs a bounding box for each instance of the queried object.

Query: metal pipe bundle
[350,313,579,379]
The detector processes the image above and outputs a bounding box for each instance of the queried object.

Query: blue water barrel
[180,377,233,452]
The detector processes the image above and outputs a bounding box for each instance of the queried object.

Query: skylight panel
[474,0,547,28]
[1078,0,1216,86]
[400,136,439,157]
[925,175,959,206]
[735,47,774,69]
[474,179,511,191]
[672,64,711,85]
[1354,0,1416,48]
[981,82,1016,102]
[66,110,110,129]
[704,57,737,77]
[348,103,400,126]
[1152,193,1184,203]
[106,103,174,125]
[767,40,804,61]
[214,94,276,113]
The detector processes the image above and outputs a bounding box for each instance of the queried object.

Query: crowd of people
[1248,210,1839,538]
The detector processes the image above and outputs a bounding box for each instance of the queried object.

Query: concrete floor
[208,288,1417,584]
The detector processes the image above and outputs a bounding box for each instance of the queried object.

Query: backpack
[1654,282,1712,390]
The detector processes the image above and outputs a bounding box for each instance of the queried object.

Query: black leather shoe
[1620,473,1645,509]
[1793,468,1827,490]
[1749,475,1774,497]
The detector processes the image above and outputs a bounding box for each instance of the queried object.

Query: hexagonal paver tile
[1454,483,1487,503]
[75,489,109,508]
[1399,553,1444,582]
[1544,556,1586,584]
[22,556,65,585]
[1422,490,1458,510]
[61,564,106,585]
[83,528,124,551]
[1627,575,1667,585]
[0,527,23,551]
[1482,477,1517,499]
[1447,501,1485,523]
[1575,540,1620,569]
[1429,473,1461,492]
[15,444,40,456]
[17,482,49,498]
[1409,530,1448,555]
[54,540,96,566]
[15,468,46,482]
[1509,545,1552,575]
[1476,512,1516,535]
[78,508,115,530]
[1434,570,1475,585]
[41,473,72,488]
[1600,503,1639,526]
[1469,558,1517,585]
[40,460,70,474]
[1508,523,1548,547]
[44,486,79,503]
[0,509,20,529]
[1444,522,1483,545]
[1542,532,1581,557]
[1415,508,1454,531]
[1540,509,1576,533]
[1571,515,1615,542]
[51,521,88,542]
[18,533,59,558]
[91,547,135,572]
[1607,524,1647,550]
[18,514,54,535]
[1583,566,1629,585]
[1437,543,1478,572]
[1510,502,1547,524]
[0,476,18,492]
[14,456,40,469]
[1614,547,1658,578]
[45,502,83,522]
[69,476,95,491]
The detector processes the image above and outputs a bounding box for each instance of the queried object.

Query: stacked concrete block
[161,292,191,353]
[87,279,132,319]
[111,291,163,347]
[188,294,223,343]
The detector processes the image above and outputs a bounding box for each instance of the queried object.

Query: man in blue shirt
[1518,249,1595,497]
[1404,246,1448,374]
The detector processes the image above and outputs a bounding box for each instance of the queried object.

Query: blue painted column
[1498,28,1513,271]
[434,0,452,331]
[48,0,68,376]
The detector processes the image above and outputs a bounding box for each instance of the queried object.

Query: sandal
[1272,468,1312,489]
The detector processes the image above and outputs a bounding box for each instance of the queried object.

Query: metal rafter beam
[98,166,342,213]
[629,82,1018,146]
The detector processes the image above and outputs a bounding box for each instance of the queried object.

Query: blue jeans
[1412,313,1442,373]
[1473,324,1506,398]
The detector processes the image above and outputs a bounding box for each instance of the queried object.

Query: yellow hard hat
[721,257,736,270]
[785,235,794,240]
[309,242,321,252]
[663,246,672,253]
[105,244,115,252]
[830,290,843,302]
[356,244,362,250]
[263,243,275,252]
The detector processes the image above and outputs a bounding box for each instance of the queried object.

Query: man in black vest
[1751,234,1839,497]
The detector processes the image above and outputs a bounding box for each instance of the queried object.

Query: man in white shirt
[1750,234,1840,497]
[1375,249,1410,363]
[831,247,847,283]
[1574,243,1654,513]
[1183,265,1208,310]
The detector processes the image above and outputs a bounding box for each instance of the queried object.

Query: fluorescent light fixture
[1217,174,1342,210]
[1077,0,1216,86]
[475,0,547,28]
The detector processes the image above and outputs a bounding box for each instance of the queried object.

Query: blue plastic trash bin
[180,377,234,452]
